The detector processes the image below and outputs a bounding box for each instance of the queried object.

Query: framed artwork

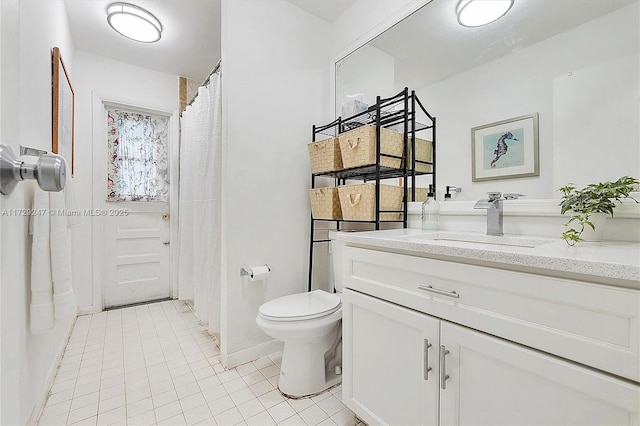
[52,46,75,176]
[471,113,539,182]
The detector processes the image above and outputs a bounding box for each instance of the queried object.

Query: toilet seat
[258,289,341,322]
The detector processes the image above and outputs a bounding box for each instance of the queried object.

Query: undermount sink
[396,232,553,249]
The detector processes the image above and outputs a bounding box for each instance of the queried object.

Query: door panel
[440,321,640,426]
[104,208,169,307]
[343,289,440,426]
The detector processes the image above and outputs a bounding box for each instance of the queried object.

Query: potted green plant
[559,176,639,245]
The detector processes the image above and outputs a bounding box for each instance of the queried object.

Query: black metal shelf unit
[308,88,436,290]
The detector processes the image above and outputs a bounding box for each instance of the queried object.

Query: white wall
[220,0,330,366]
[415,3,639,200]
[0,1,76,424]
[72,51,179,312]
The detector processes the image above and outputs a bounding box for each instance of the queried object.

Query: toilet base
[279,376,342,400]
[276,320,342,398]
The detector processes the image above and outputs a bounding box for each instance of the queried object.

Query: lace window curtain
[106,108,170,202]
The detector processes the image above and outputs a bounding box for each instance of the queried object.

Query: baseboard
[222,340,283,370]
[27,315,76,425]
[77,305,101,315]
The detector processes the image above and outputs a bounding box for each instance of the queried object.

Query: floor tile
[38,300,361,426]
[67,403,98,424]
[154,400,183,422]
[208,395,235,417]
[40,399,72,420]
[235,362,258,377]
[126,386,152,405]
[96,405,126,426]
[150,379,175,397]
[194,416,216,425]
[202,384,229,404]
[179,391,207,412]
[98,393,125,414]
[330,408,359,426]
[38,412,69,426]
[267,401,297,424]
[242,370,267,387]
[298,404,329,426]
[317,395,346,417]
[175,381,202,400]
[126,397,154,419]
[198,374,222,392]
[214,407,244,426]
[183,403,213,425]
[237,398,266,420]
[44,388,75,407]
[223,377,248,394]
[249,380,275,398]
[278,414,305,426]
[70,391,100,412]
[156,413,186,426]
[126,409,156,426]
[259,365,280,379]
[152,388,179,409]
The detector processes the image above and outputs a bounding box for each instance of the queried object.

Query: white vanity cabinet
[341,245,640,426]
[343,289,440,425]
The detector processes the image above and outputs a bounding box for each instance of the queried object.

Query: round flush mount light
[107,2,162,43]
[456,0,514,27]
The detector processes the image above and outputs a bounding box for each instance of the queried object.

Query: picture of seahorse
[490,131,518,167]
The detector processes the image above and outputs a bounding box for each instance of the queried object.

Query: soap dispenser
[421,184,440,231]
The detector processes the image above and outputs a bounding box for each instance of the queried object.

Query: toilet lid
[258,290,341,322]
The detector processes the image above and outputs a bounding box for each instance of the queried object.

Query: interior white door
[97,102,175,309]
[439,321,640,426]
[103,202,170,307]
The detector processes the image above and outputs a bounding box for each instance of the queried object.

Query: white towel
[30,188,55,334]
[50,189,77,320]
[63,177,82,228]
[29,186,77,333]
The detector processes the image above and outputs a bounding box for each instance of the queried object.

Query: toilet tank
[330,239,345,293]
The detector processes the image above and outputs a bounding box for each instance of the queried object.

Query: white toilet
[256,265,344,397]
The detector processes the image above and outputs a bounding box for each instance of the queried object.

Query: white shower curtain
[178,73,222,336]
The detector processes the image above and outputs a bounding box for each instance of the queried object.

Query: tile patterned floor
[37,300,363,426]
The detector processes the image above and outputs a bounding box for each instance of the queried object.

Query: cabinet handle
[423,339,433,380]
[440,345,450,390]
[418,285,460,299]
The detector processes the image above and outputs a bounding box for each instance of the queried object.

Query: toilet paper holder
[240,265,271,277]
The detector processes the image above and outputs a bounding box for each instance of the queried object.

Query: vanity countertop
[331,229,640,289]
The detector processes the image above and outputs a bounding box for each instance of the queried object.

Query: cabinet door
[343,289,440,426]
[439,321,640,426]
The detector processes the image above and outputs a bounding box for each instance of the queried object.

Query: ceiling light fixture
[456,0,514,28]
[107,2,162,43]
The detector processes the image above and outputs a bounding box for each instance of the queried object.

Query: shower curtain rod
[185,59,221,109]
[202,59,221,87]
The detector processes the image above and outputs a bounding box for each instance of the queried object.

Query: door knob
[163,241,170,245]
[162,213,169,220]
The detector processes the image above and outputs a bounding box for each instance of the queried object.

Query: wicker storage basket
[309,187,342,220]
[407,138,433,173]
[338,126,404,169]
[338,183,404,221]
[308,138,343,174]
[405,187,428,202]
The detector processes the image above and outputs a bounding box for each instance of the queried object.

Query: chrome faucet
[474,192,524,236]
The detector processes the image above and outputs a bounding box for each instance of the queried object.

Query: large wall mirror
[335,0,639,200]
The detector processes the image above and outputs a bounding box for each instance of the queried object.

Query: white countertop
[331,229,640,289]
